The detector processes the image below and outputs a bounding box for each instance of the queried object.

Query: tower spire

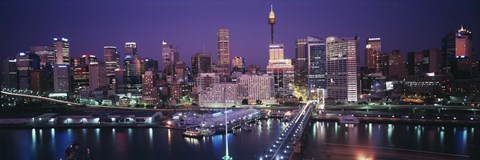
[268,5,276,44]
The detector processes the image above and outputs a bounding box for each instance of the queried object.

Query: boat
[339,115,359,124]
[183,129,203,138]
[199,128,216,136]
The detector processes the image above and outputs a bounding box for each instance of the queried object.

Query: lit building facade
[104,46,120,86]
[195,73,220,94]
[231,56,246,73]
[325,36,359,103]
[365,38,382,72]
[237,74,275,103]
[124,42,137,57]
[53,64,71,93]
[142,71,158,105]
[16,52,40,90]
[266,44,294,97]
[53,38,70,65]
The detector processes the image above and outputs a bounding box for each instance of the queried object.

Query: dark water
[1,121,479,160]
[0,119,285,160]
[305,122,480,159]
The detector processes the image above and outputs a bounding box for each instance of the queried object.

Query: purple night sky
[1,0,479,68]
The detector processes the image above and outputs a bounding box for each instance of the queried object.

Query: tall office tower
[72,56,89,95]
[217,28,231,81]
[104,46,120,79]
[144,58,159,73]
[365,38,382,72]
[89,61,108,90]
[162,41,179,83]
[383,50,407,80]
[266,44,295,97]
[326,36,359,103]
[194,73,220,94]
[217,28,230,68]
[53,64,71,93]
[456,26,473,58]
[142,71,158,105]
[294,38,308,98]
[124,55,143,96]
[29,70,50,93]
[2,57,18,89]
[53,38,70,64]
[191,52,212,77]
[231,56,246,73]
[16,52,40,90]
[441,31,456,73]
[268,5,276,44]
[306,37,326,92]
[124,42,137,57]
[407,49,441,75]
[246,64,261,75]
[29,46,54,69]
[455,26,475,78]
[114,68,125,94]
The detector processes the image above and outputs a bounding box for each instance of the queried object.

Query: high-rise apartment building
[325,36,359,103]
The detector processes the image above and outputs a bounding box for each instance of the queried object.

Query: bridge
[260,101,314,160]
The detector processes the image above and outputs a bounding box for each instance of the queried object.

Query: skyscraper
[124,42,137,57]
[53,38,70,64]
[326,36,359,103]
[294,38,308,98]
[266,44,294,97]
[265,6,294,98]
[441,31,456,73]
[104,46,120,80]
[455,26,472,58]
[217,28,231,81]
[1,57,18,89]
[365,38,382,72]
[89,61,108,90]
[53,64,71,93]
[124,55,143,96]
[142,70,158,105]
[162,41,179,83]
[268,5,276,44]
[16,52,40,90]
[191,52,212,76]
[306,37,327,92]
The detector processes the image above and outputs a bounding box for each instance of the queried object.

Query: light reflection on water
[307,121,480,157]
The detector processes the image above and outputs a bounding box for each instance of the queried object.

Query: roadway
[261,101,314,160]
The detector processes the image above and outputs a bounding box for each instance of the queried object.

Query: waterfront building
[382,50,407,80]
[53,38,70,65]
[237,74,275,103]
[325,36,359,103]
[199,83,240,107]
[191,52,212,77]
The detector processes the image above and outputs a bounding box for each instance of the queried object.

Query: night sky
[1,0,479,68]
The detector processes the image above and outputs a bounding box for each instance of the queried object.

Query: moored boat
[339,115,360,124]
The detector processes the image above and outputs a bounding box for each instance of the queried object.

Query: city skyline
[1,0,479,68]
